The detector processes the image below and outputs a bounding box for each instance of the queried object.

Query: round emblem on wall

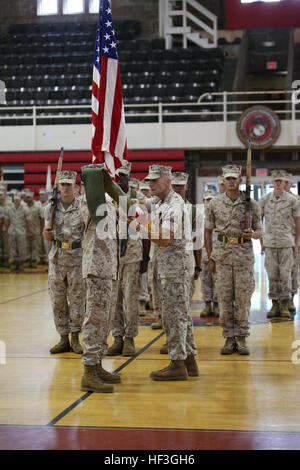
[236,105,281,149]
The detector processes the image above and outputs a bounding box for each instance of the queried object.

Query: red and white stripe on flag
[91,0,128,178]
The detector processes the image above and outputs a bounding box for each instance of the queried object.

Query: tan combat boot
[160,341,168,354]
[151,317,162,330]
[150,360,188,381]
[96,362,121,383]
[279,299,290,318]
[185,355,199,377]
[50,335,71,354]
[235,336,250,355]
[106,336,124,356]
[267,300,280,318]
[212,302,219,317]
[220,337,237,355]
[70,332,83,354]
[122,337,135,356]
[80,364,114,393]
[200,302,212,317]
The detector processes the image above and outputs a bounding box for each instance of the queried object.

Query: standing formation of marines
[0,186,47,270]
[1,162,299,393]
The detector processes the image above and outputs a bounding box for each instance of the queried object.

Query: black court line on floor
[2,423,300,435]
[46,331,164,427]
[0,288,48,305]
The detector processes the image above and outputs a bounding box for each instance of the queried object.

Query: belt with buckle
[54,240,81,250]
[218,235,250,245]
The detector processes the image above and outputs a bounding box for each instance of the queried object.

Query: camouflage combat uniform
[152,189,197,360]
[80,196,119,366]
[111,234,142,339]
[0,189,12,266]
[289,194,300,298]
[44,198,85,336]
[259,191,300,302]
[26,198,43,265]
[6,199,31,266]
[0,205,4,231]
[200,231,218,303]
[139,272,149,303]
[188,201,204,303]
[205,192,262,338]
[36,193,50,262]
[110,188,144,340]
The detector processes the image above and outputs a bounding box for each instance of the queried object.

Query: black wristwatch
[143,256,150,262]
[195,266,202,272]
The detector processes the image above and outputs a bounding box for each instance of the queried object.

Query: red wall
[0,150,185,195]
[226,0,300,30]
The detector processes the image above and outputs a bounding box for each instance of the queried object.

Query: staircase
[162,0,217,50]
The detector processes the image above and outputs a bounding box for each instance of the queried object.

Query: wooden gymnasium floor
[0,241,300,451]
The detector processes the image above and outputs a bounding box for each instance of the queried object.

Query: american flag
[91,0,128,177]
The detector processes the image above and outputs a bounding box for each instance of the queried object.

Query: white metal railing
[0,90,300,127]
[162,0,217,49]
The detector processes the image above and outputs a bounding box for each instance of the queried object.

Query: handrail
[187,0,216,22]
[0,90,299,124]
[185,10,214,37]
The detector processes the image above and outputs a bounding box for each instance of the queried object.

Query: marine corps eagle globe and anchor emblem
[237,105,281,149]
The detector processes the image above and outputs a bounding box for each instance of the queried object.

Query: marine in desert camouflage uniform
[25,190,44,268]
[43,170,85,355]
[107,162,150,357]
[171,171,204,298]
[79,163,121,394]
[0,186,11,267]
[136,165,198,381]
[205,165,262,355]
[138,180,153,313]
[5,191,31,271]
[283,172,300,315]
[37,188,50,264]
[200,190,218,317]
[157,171,204,355]
[259,169,300,318]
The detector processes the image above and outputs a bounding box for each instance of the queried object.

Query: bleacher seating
[0,20,224,125]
